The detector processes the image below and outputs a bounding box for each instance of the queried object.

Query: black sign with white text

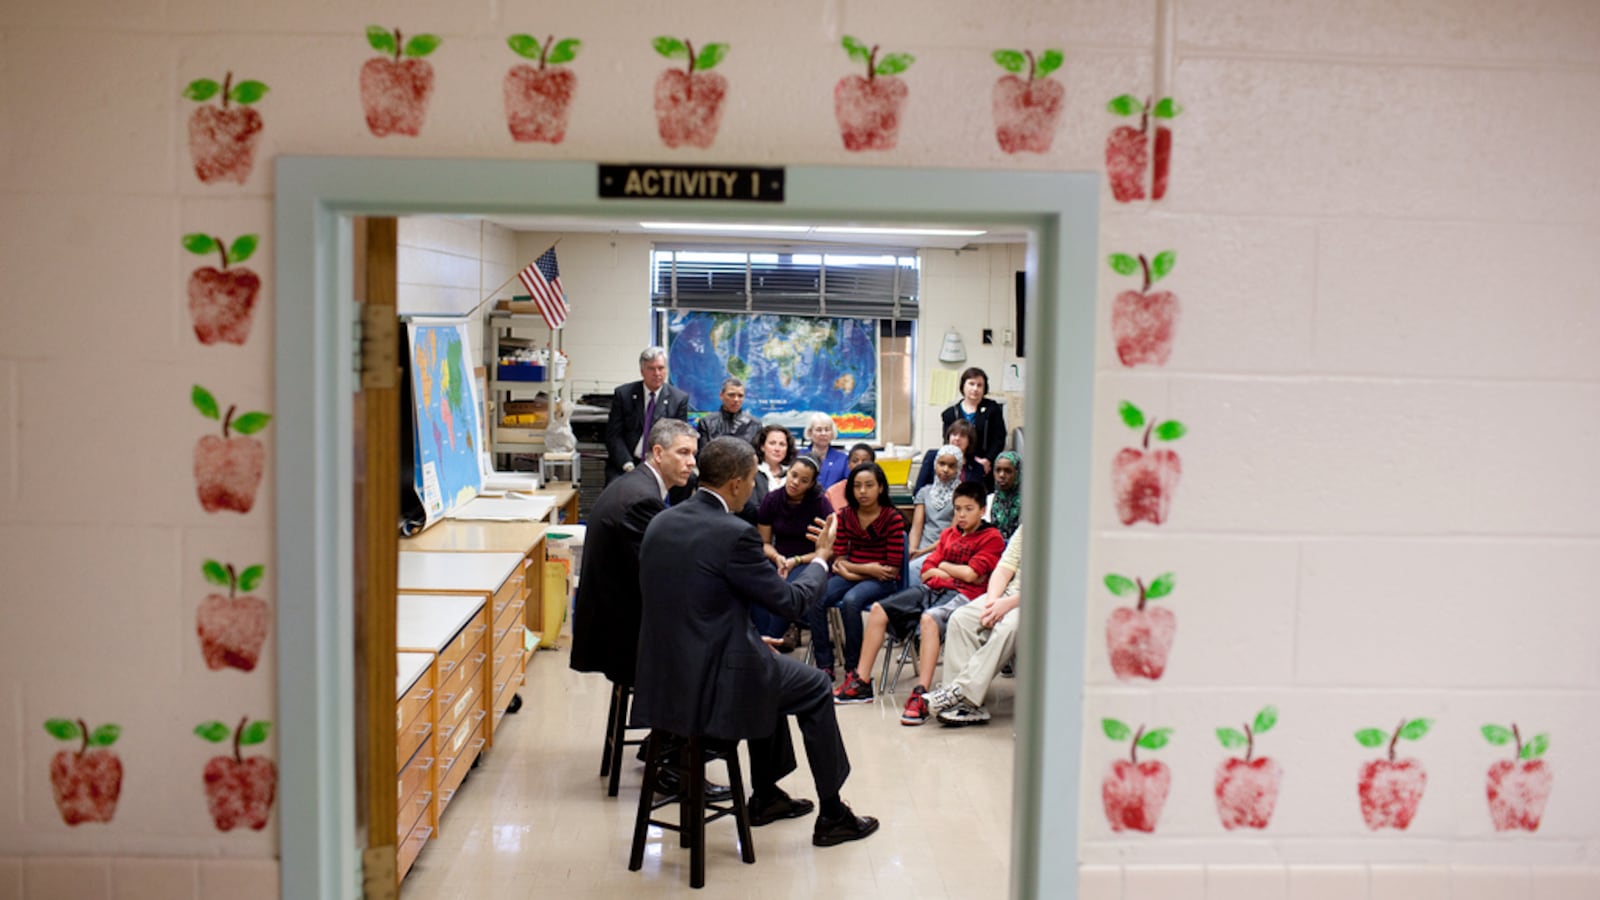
[598,163,785,203]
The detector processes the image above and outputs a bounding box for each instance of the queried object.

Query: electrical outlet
[982,329,993,345]
[1003,329,1013,346]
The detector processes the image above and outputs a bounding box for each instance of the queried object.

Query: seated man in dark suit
[605,346,692,484]
[634,436,880,847]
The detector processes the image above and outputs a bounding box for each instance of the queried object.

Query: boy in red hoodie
[834,481,1005,725]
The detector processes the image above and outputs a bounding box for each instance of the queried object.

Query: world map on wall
[666,311,879,437]
[408,321,485,523]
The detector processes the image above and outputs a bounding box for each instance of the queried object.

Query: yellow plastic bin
[879,457,914,489]
[540,559,570,648]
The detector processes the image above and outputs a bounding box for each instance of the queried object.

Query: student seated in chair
[833,481,1004,727]
[823,443,875,512]
[926,524,1023,727]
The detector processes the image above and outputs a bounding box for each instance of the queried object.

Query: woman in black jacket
[940,366,1007,488]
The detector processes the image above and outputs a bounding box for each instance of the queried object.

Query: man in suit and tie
[605,346,693,484]
[634,436,880,847]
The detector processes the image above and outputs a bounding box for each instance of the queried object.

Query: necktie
[643,390,657,444]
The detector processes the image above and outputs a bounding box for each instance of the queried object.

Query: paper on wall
[929,368,960,405]
[1002,361,1025,393]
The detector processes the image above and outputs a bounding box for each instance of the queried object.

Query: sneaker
[833,671,875,704]
[899,687,929,725]
[925,682,963,714]
[936,699,991,727]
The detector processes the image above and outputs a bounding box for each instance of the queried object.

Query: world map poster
[407,319,486,526]
[665,311,879,439]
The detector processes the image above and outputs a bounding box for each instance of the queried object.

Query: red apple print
[1215,706,1283,830]
[183,233,261,346]
[360,26,441,137]
[1482,723,1552,832]
[652,37,729,149]
[1112,401,1185,526]
[504,34,581,144]
[1101,718,1172,833]
[991,49,1064,154]
[197,560,270,672]
[1103,572,1176,680]
[192,385,270,514]
[1105,95,1181,202]
[183,72,267,185]
[195,717,276,831]
[834,36,913,152]
[1355,717,1432,830]
[1108,251,1179,367]
[44,719,122,826]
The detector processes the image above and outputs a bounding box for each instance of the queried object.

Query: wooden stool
[599,682,647,797]
[628,730,754,889]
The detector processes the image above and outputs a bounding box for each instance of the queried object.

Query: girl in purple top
[754,456,834,641]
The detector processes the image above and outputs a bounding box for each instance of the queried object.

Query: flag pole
[469,238,563,318]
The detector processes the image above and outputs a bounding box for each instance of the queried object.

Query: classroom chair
[628,730,754,890]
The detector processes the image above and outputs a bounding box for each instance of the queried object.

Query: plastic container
[497,364,547,382]
[540,560,569,648]
[879,457,913,487]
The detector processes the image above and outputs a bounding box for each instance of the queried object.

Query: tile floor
[400,647,1017,899]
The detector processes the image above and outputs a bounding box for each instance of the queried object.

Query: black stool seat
[628,730,754,889]
[600,681,648,797]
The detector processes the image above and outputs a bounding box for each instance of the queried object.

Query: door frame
[274,158,1099,900]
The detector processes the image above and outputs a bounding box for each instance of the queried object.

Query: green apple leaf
[183,78,221,102]
[227,235,259,265]
[1035,49,1065,78]
[44,719,81,741]
[693,43,729,72]
[1103,574,1136,597]
[1102,718,1131,741]
[183,233,219,256]
[1107,93,1141,116]
[992,50,1026,73]
[547,38,581,65]
[240,720,272,745]
[1521,733,1550,759]
[1254,706,1279,735]
[506,34,542,60]
[1398,718,1433,741]
[1153,97,1183,119]
[88,724,121,747]
[232,412,273,435]
[842,36,872,65]
[1481,724,1513,746]
[1137,727,1173,750]
[192,385,220,420]
[1355,728,1388,748]
[366,26,396,55]
[203,560,231,587]
[1107,253,1139,276]
[1154,421,1187,442]
[874,53,914,76]
[1150,250,1177,282]
[403,34,441,58]
[229,80,269,105]
[1145,573,1175,600]
[1216,727,1248,749]
[1118,400,1145,429]
[194,721,231,743]
[654,36,689,60]
[238,565,266,592]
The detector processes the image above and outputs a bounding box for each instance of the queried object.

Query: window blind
[650,244,919,319]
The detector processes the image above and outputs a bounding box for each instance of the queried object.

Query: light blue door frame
[274,159,1098,900]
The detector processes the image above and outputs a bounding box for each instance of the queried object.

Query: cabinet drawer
[397,682,434,736]
[492,572,524,622]
[437,643,487,712]
[397,789,431,844]
[397,719,432,772]
[398,821,433,880]
[436,615,488,684]
[492,651,523,708]
[397,753,434,814]
[436,720,486,819]
[437,676,482,738]
[494,597,525,642]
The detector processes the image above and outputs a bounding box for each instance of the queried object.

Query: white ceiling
[471,213,1030,250]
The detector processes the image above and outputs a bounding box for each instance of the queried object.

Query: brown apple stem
[1130,725,1144,764]
[539,34,554,70]
[684,39,696,83]
[222,404,236,439]
[867,45,879,82]
[1244,723,1254,763]
[1389,719,1404,763]
[1141,420,1154,450]
[1135,577,1147,611]
[76,718,90,756]
[234,716,248,763]
[1025,50,1036,83]
[221,71,232,111]
[1138,253,1151,293]
[1511,723,1522,759]
[226,563,238,599]
[213,235,229,271]
[393,28,403,63]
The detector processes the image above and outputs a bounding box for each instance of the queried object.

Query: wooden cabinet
[396,651,436,879]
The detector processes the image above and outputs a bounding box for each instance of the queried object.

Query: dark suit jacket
[939,399,1007,490]
[569,464,666,686]
[605,380,692,483]
[632,490,829,741]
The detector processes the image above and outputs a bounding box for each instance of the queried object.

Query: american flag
[517,246,568,329]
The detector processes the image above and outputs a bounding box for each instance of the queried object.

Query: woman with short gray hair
[804,413,849,488]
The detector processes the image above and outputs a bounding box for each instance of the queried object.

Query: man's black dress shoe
[812,804,879,847]
[747,789,816,826]
[654,769,732,802]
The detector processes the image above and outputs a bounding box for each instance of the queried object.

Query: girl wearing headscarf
[905,443,964,588]
[985,451,1021,540]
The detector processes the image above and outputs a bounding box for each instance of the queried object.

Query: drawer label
[454,687,474,721]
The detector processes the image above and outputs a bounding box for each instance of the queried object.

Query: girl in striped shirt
[805,462,907,678]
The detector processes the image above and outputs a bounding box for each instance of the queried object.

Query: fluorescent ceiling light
[639,221,809,233]
[813,226,986,237]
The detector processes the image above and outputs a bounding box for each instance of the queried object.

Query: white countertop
[398,551,524,594]
[397,593,485,652]
[397,652,433,699]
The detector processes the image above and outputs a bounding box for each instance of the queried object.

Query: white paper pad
[447,494,556,522]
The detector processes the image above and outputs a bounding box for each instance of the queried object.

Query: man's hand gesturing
[807,513,839,565]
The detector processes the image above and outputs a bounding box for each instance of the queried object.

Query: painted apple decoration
[1355,717,1432,830]
[1101,718,1172,833]
[1481,722,1552,832]
[195,717,276,831]
[1109,250,1179,367]
[1105,95,1181,202]
[991,48,1064,154]
[197,560,269,672]
[504,34,580,143]
[193,385,271,514]
[360,26,441,137]
[652,36,729,149]
[1215,705,1283,830]
[183,72,268,185]
[1112,401,1185,526]
[834,36,913,152]
[45,719,122,826]
[183,233,261,346]
[1104,571,1176,680]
